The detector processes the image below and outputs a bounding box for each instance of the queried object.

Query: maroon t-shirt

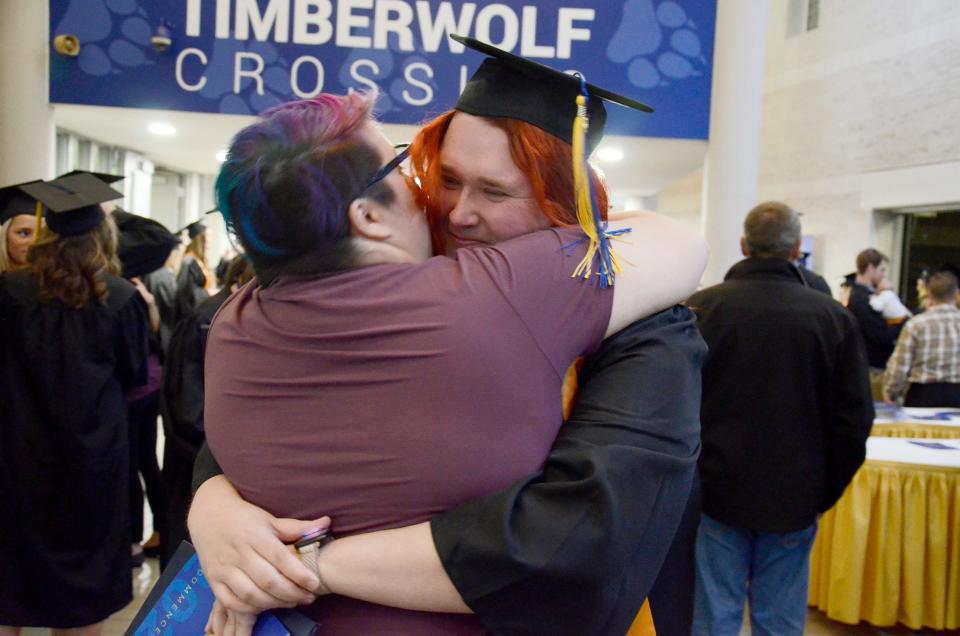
[205,228,613,633]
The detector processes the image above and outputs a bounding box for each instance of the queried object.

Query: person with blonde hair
[174,220,212,323]
[0,182,41,273]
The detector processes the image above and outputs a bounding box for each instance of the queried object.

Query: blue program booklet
[125,542,318,636]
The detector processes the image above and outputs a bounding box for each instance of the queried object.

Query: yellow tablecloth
[871,407,960,439]
[871,422,960,438]
[808,439,960,630]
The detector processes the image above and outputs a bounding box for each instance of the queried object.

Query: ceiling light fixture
[215,150,228,163]
[148,122,176,136]
[596,147,624,162]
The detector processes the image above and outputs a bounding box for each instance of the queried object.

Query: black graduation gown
[159,288,231,568]
[174,255,209,325]
[430,306,705,635]
[0,271,149,627]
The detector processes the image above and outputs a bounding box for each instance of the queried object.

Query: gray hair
[743,201,802,259]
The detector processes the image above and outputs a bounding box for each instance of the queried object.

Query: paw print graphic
[607,0,707,89]
[55,0,155,76]
[197,39,290,115]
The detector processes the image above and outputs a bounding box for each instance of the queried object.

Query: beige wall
[659,0,960,293]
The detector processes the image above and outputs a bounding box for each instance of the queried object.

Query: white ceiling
[54,103,706,200]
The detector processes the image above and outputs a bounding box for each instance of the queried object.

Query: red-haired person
[191,40,705,636]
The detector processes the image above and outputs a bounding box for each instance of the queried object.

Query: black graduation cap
[0,181,42,225]
[178,220,207,239]
[59,169,124,185]
[19,174,121,237]
[451,34,653,154]
[113,209,181,278]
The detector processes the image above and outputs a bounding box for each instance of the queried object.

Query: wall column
[0,0,55,184]
[700,0,770,285]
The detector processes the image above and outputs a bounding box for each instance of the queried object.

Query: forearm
[317,523,470,614]
[190,466,468,615]
[146,300,161,333]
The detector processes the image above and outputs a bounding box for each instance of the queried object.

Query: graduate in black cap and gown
[190,35,703,636]
[0,174,149,632]
[174,220,212,324]
[63,171,181,564]
[0,181,42,273]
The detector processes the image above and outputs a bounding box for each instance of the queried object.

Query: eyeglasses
[364,144,411,191]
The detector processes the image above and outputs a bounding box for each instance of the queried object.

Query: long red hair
[409,110,609,248]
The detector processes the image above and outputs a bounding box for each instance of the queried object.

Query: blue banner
[50,0,715,139]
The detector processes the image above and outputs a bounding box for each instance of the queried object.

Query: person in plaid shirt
[884,271,960,406]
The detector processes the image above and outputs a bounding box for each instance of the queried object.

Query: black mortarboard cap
[180,220,207,239]
[59,169,125,185]
[0,181,42,224]
[20,174,121,237]
[113,209,180,278]
[451,34,652,154]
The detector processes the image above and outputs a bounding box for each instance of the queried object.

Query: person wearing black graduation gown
[75,175,182,565]
[174,221,211,324]
[0,175,149,630]
[798,265,832,296]
[160,257,253,569]
[190,38,705,633]
[113,205,181,352]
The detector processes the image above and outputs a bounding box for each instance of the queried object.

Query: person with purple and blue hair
[192,89,706,635]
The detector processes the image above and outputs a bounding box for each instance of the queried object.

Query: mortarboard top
[59,169,125,185]
[20,174,121,237]
[179,220,207,239]
[0,181,42,225]
[451,34,653,154]
[113,209,181,278]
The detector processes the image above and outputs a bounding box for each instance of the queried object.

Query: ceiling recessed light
[148,122,176,136]
[215,149,228,163]
[596,147,624,162]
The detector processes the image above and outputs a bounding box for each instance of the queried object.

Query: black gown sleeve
[113,290,151,392]
[175,258,208,325]
[192,441,223,494]
[430,306,706,635]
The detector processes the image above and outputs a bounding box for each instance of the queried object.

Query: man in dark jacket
[688,202,873,636]
[847,248,903,397]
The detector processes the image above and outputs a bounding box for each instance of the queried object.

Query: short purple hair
[216,92,392,283]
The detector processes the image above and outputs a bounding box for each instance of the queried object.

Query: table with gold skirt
[808,437,960,630]
[871,406,960,439]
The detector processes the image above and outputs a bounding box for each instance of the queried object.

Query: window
[806,0,820,31]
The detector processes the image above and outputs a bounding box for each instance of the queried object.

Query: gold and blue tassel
[569,75,630,288]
